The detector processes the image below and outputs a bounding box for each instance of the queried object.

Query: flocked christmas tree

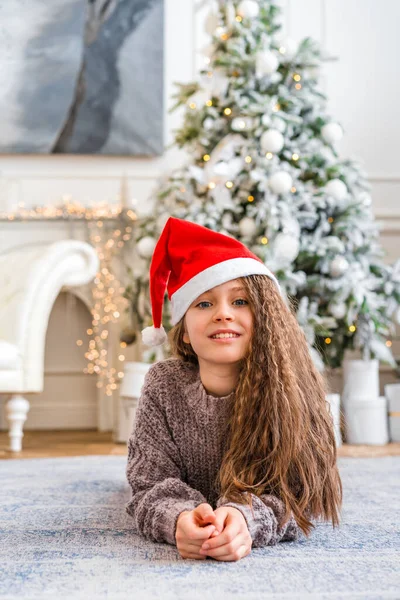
[124,0,400,370]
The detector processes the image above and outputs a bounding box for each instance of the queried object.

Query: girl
[126,216,343,562]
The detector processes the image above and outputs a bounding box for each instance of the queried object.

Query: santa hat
[141,217,282,347]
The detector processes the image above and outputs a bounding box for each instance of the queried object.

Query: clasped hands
[175,502,252,562]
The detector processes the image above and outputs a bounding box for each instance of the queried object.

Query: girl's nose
[213,306,234,321]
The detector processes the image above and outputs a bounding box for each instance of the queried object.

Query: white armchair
[0,240,99,452]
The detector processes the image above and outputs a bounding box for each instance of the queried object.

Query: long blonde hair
[168,274,343,536]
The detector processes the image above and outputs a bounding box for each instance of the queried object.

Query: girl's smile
[209,335,242,343]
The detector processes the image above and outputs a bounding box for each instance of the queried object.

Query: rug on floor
[0,454,399,600]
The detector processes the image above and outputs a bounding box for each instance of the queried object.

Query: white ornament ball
[261,113,271,127]
[237,0,260,19]
[256,50,279,77]
[260,129,284,153]
[359,191,372,206]
[137,236,156,258]
[271,116,286,133]
[211,184,234,210]
[269,171,293,194]
[273,232,299,262]
[330,256,349,278]
[210,68,230,97]
[225,1,236,27]
[325,179,348,201]
[239,216,257,237]
[205,11,219,35]
[222,212,233,230]
[208,160,230,183]
[321,123,343,144]
[329,301,347,320]
[275,36,298,60]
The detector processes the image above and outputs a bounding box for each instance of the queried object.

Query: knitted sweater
[125,357,301,548]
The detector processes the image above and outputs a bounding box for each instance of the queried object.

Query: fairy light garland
[0,199,137,397]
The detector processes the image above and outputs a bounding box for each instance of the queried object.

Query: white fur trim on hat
[141,325,168,347]
[170,257,281,325]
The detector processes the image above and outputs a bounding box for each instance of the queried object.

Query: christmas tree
[125,0,400,370]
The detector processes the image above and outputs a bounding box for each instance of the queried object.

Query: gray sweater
[125,357,301,548]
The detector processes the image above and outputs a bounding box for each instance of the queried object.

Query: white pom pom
[321,123,343,144]
[141,325,168,347]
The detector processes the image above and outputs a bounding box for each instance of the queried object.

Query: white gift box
[115,361,152,443]
[344,396,389,445]
[385,383,400,443]
[342,357,379,408]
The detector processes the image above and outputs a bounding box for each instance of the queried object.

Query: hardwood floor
[0,430,399,459]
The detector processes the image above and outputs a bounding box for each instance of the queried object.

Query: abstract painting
[0,0,164,156]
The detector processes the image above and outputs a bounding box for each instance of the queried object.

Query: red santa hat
[141,216,282,347]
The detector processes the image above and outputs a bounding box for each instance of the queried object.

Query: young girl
[126,216,343,562]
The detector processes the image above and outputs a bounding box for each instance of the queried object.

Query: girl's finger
[191,524,215,540]
[202,542,249,562]
[210,529,220,537]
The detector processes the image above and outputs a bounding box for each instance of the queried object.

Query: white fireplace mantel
[0,216,132,437]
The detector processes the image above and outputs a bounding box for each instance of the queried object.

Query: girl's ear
[183,332,190,344]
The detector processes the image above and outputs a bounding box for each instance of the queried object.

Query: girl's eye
[196,299,248,309]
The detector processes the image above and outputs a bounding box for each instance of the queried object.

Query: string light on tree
[231,117,251,131]
[275,35,298,60]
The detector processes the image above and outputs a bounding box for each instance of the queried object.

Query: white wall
[283,0,400,263]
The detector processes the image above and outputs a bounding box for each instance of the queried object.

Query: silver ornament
[329,256,349,278]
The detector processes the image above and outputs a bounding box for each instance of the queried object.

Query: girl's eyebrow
[199,286,246,297]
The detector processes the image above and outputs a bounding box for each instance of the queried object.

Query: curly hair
[167,274,343,537]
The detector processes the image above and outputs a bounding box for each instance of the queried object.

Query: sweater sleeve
[125,367,208,546]
[216,492,301,548]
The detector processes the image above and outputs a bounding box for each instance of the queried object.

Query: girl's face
[183,278,253,367]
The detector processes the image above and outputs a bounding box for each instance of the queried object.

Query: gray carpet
[0,454,399,600]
